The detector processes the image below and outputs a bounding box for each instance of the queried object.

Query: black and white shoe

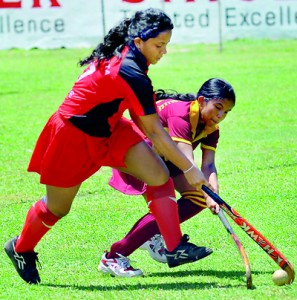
[165,234,213,268]
[4,236,41,284]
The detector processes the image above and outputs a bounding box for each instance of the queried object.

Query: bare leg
[117,141,182,251]
[117,141,169,185]
[45,184,81,217]
[15,184,81,253]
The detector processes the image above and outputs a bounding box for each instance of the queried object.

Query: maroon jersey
[27,44,157,187]
[58,45,157,137]
[109,98,220,194]
[157,99,219,152]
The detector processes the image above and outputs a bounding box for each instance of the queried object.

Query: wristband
[183,164,194,174]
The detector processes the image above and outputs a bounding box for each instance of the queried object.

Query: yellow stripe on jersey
[189,101,199,140]
[201,144,216,152]
[181,191,207,208]
[171,137,192,145]
[192,131,208,143]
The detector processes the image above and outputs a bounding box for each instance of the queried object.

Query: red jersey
[58,45,157,137]
[157,99,219,152]
[28,44,157,187]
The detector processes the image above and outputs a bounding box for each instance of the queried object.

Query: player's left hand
[206,197,220,214]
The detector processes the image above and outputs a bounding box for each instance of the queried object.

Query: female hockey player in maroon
[99,78,236,277]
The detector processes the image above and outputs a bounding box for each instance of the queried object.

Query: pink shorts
[109,155,183,196]
[28,112,144,187]
[109,169,147,195]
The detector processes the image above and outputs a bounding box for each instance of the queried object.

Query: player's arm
[134,113,209,190]
[201,148,220,214]
[201,148,218,193]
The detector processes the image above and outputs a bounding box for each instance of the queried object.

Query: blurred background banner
[0,0,296,49]
[0,0,102,49]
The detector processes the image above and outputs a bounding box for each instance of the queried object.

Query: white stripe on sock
[42,221,53,229]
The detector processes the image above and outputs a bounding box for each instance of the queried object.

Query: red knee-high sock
[146,178,181,252]
[15,199,60,252]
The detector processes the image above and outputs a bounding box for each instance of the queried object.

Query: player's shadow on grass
[148,268,268,278]
[44,281,237,291]
[43,269,268,291]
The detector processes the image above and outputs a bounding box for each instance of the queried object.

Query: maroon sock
[107,197,203,258]
[107,213,158,258]
[15,199,60,252]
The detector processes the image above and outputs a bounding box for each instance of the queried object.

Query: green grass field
[0,39,296,299]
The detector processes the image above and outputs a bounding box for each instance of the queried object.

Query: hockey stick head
[203,185,295,285]
[283,263,295,284]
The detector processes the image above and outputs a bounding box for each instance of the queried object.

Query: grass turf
[0,39,296,299]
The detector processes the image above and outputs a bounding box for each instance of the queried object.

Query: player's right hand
[183,165,210,191]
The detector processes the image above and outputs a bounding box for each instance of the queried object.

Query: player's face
[199,97,234,127]
[134,30,172,64]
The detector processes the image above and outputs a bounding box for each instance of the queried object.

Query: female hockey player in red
[4,8,212,284]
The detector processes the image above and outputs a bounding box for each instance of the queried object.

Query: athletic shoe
[165,234,213,268]
[4,236,41,284]
[98,252,143,277]
[139,234,167,263]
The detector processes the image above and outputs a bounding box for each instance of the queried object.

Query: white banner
[0,0,296,49]
[103,0,297,43]
[0,0,102,49]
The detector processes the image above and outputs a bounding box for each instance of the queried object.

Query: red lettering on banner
[120,0,290,2]
[164,0,200,2]
[0,0,21,8]
[121,0,220,2]
[32,0,61,7]
[164,0,197,2]
[0,0,61,8]
[122,0,144,3]
[118,0,219,2]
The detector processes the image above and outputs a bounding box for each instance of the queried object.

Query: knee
[145,166,170,186]
[50,207,70,218]
[45,185,79,218]
[152,171,170,186]
[44,198,72,218]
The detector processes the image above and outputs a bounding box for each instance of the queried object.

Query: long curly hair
[79,8,173,67]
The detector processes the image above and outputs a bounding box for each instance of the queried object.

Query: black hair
[197,78,236,104]
[155,90,196,101]
[79,8,173,67]
[155,78,236,104]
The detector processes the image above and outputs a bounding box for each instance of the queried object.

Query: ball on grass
[272,269,289,286]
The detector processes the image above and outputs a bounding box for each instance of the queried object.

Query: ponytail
[79,18,131,66]
[155,89,196,102]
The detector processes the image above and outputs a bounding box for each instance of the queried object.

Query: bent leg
[121,141,181,251]
[107,171,206,258]
[107,197,204,258]
[15,184,80,252]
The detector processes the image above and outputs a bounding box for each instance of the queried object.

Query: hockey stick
[202,185,295,284]
[218,209,252,289]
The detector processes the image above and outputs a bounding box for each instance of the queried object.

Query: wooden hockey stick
[218,209,252,289]
[202,185,295,284]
